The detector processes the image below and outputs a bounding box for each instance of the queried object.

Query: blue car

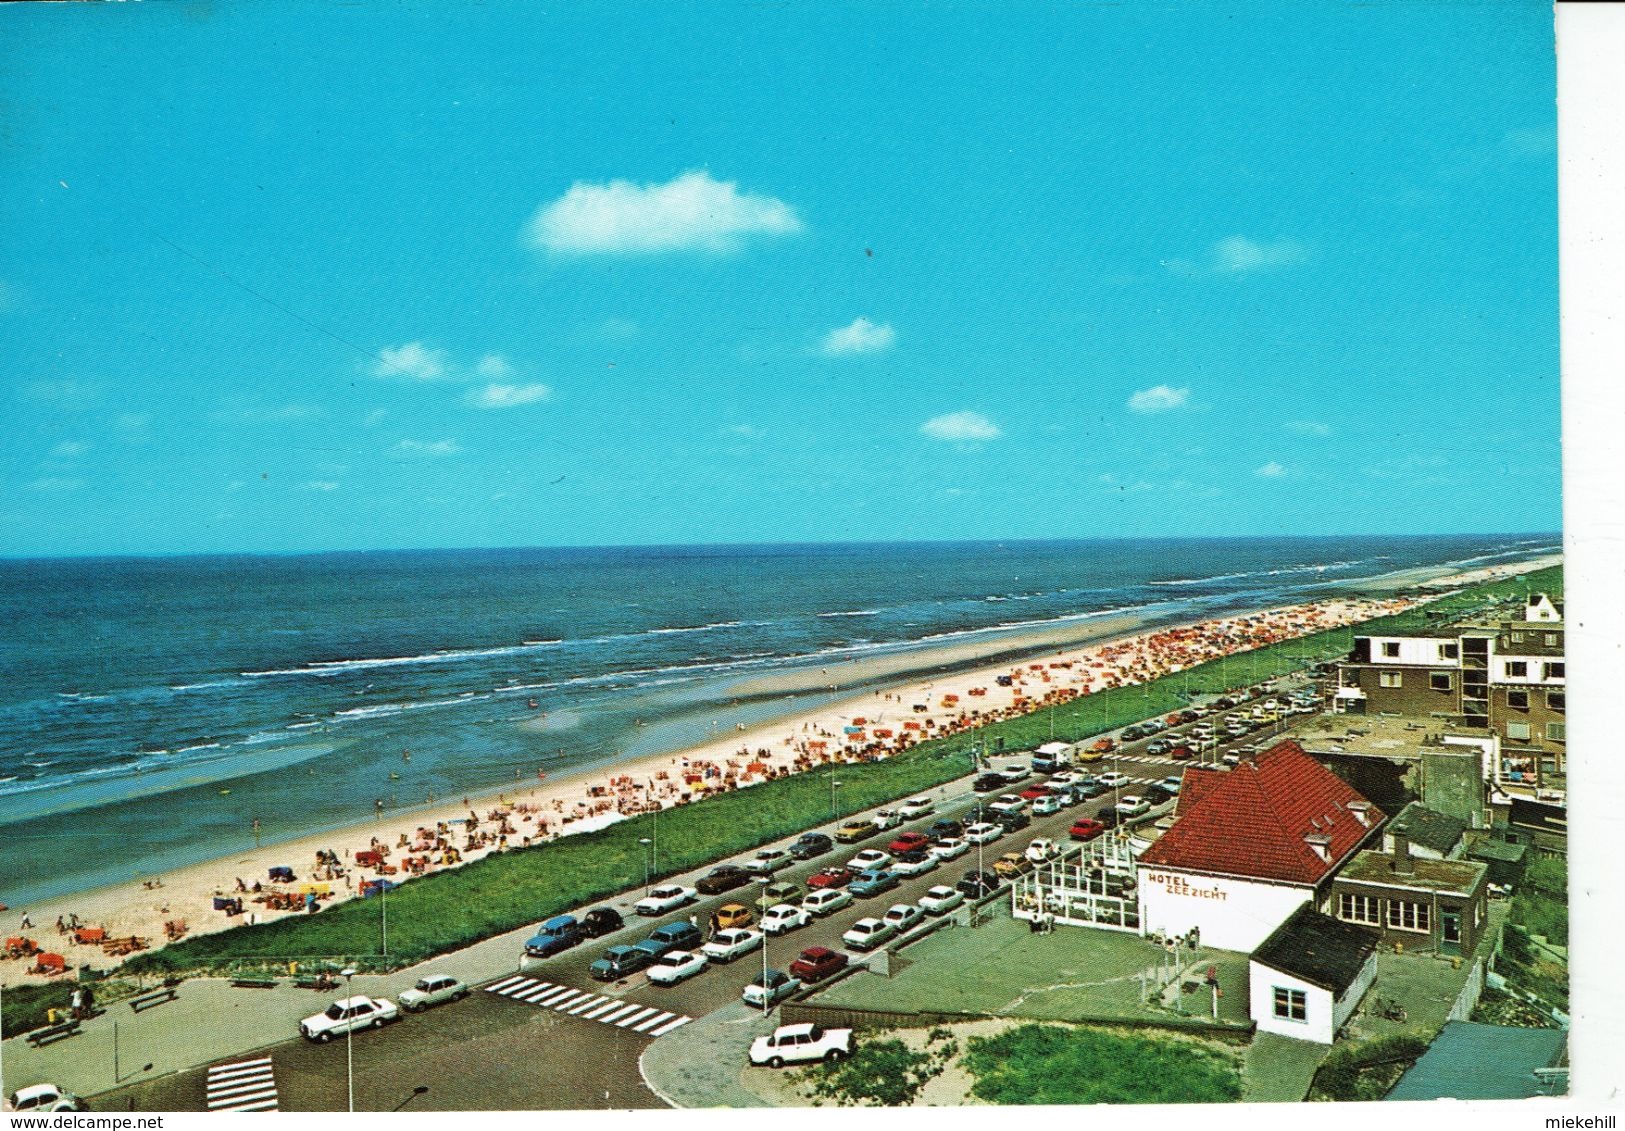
[848,868,899,898]
[524,914,584,959]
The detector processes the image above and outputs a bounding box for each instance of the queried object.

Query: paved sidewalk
[638,1000,781,1108]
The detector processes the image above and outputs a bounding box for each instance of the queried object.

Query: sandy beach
[0,554,1558,981]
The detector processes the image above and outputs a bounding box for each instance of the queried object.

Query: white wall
[1367,636,1460,668]
[1250,962,1336,1044]
[1492,654,1565,685]
[1136,867,1312,953]
[1332,952,1378,1032]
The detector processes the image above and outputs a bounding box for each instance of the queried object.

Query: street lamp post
[341,966,357,1113]
[638,837,654,893]
[830,777,842,821]
[757,875,772,1012]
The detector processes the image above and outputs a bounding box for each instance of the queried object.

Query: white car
[997,763,1030,783]
[891,852,938,877]
[1115,795,1151,818]
[742,969,803,1009]
[703,928,764,964]
[1098,771,1128,788]
[842,917,897,951]
[882,903,925,934]
[988,794,1028,815]
[1222,752,1242,767]
[1031,793,1063,816]
[1025,838,1061,864]
[647,949,709,986]
[896,797,936,819]
[870,809,902,831]
[964,822,1002,845]
[1048,770,1083,788]
[802,888,854,917]
[919,885,965,916]
[749,1023,853,1068]
[300,995,400,1042]
[1159,775,1183,794]
[399,973,469,1012]
[635,884,697,916]
[7,1085,87,1113]
[847,849,893,872]
[743,848,793,874]
[929,836,969,860]
[761,902,812,935]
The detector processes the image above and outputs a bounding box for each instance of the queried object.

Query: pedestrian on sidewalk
[70,987,85,1020]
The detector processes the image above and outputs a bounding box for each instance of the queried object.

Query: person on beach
[20,911,31,929]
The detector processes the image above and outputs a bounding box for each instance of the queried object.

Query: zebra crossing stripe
[647,1015,693,1038]
[228,1099,280,1113]
[531,986,576,1007]
[208,1085,278,1109]
[615,1006,660,1029]
[206,1058,278,1112]
[567,995,607,1015]
[549,989,590,1011]
[496,978,541,997]
[211,1056,272,1074]
[487,975,528,993]
[208,1077,276,1099]
[582,999,623,1019]
[517,983,561,1003]
[598,1003,640,1024]
[631,1010,674,1033]
[208,1063,275,1085]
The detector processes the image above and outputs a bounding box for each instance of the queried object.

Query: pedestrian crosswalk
[484,976,693,1038]
[206,1056,278,1112]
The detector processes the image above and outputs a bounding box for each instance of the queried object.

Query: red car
[1167,745,1195,761]
[788,946,850,983]
[888,832,931,855]
[1018,785,1051,801]
[1089,737,1116,754]
[807,867,854,889]
[1069,818,1105,841]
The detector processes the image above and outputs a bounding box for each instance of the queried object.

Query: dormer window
[1347,802,1371,827]
[1304,833,1332,862]
[1381,642,1401,658]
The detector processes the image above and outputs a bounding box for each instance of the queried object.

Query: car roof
[541,914,577,928]
[12,1085,62,1103]
[799,946,835,957]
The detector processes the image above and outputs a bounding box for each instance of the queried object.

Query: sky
[0,1,1560,557]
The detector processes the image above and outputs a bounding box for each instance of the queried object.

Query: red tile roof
[1143,740,1384,886]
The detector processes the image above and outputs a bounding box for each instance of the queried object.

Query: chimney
[1391,830,1413,875]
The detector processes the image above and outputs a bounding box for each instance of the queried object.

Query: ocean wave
[817,609,880,618]
[243,639,565,678]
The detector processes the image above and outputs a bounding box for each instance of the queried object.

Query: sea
[0,534,1558,908]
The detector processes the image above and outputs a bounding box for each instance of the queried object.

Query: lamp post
[639,837,654,893]
[830,777,842,821]
[341,966,357,1113]
[757,875,772,1012]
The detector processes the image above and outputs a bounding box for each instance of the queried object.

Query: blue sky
[1,1,1559,556]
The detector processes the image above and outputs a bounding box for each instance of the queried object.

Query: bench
[25,1019,81,1047]
[230,976,279,989]
[129,987,178,1012]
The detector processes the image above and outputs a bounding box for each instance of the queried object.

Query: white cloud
[1255,461,1288,478]
[467,383,553,409]
[1285,420,1332,437]
[373,342,449,381]
[51,440,90,458]
[1212,236,1307,274]
[921,411,1001,442]
[527,170,802,255]
[821,317,896,356]
[475,354,514,380]
[1127,385,1190,413]
[301,480,340,491]
[396,439,462,456]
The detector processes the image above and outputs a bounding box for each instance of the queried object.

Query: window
[1506,722,1532,741]
[1511,631,1525,644]
[1439,642,1459,660]
[1544,633,1559,647]
[1544,662,1565,680]
[1387,901,1431,933]
[1273,987,1308,1022]
[1547,722,1566,742]
[1548,691,1565,711]
[1339,893,1381,925]
[1430,673,1452,692]
[1506,661,1529,678]
[1381,642,1401,658]
[1507,690,1529,710]
[1379,671,1403,688]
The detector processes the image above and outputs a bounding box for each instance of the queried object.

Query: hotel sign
[1143,871,1228,901]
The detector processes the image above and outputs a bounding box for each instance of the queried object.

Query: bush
[1,982,75,1038]
[805,1038,947,1106]
[1309,1033,1428,1101]
[963,1023,1241,1105]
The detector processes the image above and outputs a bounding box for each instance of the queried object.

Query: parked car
[399,973,468,1012]
[711,902,754,931]
[963,821,1002,845]
[1018,784,1052,801]
[300,995,399,1042]
[748,1023,853,1068]
[703,928,764,964]
[742,968,803,1009]
[645,920,704,956]
[929,836,969,860]
[789,832,833,860]
[1098,771,1128,788]
[1025,838,1061,864]
[788,946,850,983]
[994,810,1031,833]
[849,868,900,898]
[742,848,793,875]
[1047,770,1082,788]
[1076,779,1109,799]
[1088,737,1116,755]
[802,888,855,918]
[634,885,696,917]
[956,869,1000,898]
[1159,775,1184,794]
[891,849,939,876]
[870,809,903,831]
[1144,784,1173,806]
[590,944,656,982]
[1115,795,1151,818]
[1069,817,1105,841]
[1146,739,1172,757]
[761,902,812,936]
[835,821,879,844]
[1167,745,1195,761]
[1031,792,1064,816]
[972,773,1008,793]
[928,818,965,841]
[646,948,709,987]
[807,866,854,889]
[992,852,1033,878]
[847,848,893,872]
[842,917,896,951]
[756,880,804,909]
[997,763,1031,783]
[896,797,936,820]
[918,885,966,915]
[882,902,926,934]
[524,914,585,958]
[581,907,624,938]
[1097,807,1122,829]
[888,831,932,855]
[6,1085,88,1114]
[696,865,754,895]
[1120,724,1147,742]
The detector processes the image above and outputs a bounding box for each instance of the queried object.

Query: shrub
[963,1023,1241,1105]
